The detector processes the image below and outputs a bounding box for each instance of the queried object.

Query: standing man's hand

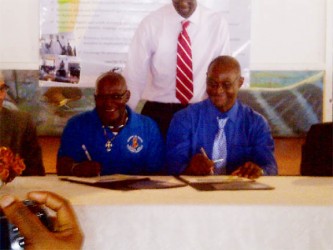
[0,191,84,250]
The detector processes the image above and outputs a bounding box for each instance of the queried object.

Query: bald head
[95,71,127,95]
[207,56,241,76]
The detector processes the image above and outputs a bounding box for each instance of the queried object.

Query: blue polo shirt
[58,107,165,175]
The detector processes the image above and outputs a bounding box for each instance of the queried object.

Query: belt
[144,101,189,112]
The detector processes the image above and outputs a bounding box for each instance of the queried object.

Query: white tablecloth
[1,175,332,250]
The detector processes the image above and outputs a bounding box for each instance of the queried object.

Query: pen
[200,147,224,163]
[213,158,224,164]
[82,144,92,161]
[200,147,208,158]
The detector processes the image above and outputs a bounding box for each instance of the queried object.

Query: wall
[250,0,332,121]
[0,0,332,120]
[0,0,39,69]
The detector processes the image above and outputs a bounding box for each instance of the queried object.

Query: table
[1,175,333,250]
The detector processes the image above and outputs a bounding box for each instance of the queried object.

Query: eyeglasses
[0,84,9,93]
[206,76,240,91]
[95,90,128,102]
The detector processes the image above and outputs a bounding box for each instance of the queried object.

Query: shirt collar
[226,101,239,123]
[186,4,201,26]
[206,99,239,123]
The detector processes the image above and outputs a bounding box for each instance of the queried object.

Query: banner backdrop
[24,0,322,137]
[2,69,322,137]
[39,0,251,87]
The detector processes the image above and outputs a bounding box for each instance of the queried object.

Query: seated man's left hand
[231,162,264,179]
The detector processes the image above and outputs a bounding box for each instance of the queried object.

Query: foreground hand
[184,153,214,175]
[72,161,101,177]
[231,162,264,179]
[0,191,83,250]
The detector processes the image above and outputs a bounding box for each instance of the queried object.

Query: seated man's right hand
[72,161,101,177]
[184,153,214,175]
[57,156,101,177]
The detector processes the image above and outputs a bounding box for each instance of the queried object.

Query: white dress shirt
[124,4,230,109]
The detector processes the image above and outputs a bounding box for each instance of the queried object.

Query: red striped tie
[176,20,193,104]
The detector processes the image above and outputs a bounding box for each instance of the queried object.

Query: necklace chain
[102,113,128,152]
[103,129,117,152]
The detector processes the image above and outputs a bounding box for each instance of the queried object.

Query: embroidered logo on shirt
[127,135,143,153]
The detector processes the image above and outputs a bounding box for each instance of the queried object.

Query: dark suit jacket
[301,122,333,176]
[0,107,45,176]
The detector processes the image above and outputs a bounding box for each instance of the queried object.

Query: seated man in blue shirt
[57,70,165,177]
[166,56,278,178]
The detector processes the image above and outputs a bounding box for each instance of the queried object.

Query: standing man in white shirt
[124,0,230,138]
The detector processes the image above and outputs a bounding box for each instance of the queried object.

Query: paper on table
[178,175,251,184]
[178,175,274,191]
[59,174,149,184]
[126,179,187,189]
[60,175,187,190]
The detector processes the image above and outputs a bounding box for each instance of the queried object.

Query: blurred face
[94,78,130,126]
[172,0,197,18]
[0,81,8,108]
[206,63,244,113]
